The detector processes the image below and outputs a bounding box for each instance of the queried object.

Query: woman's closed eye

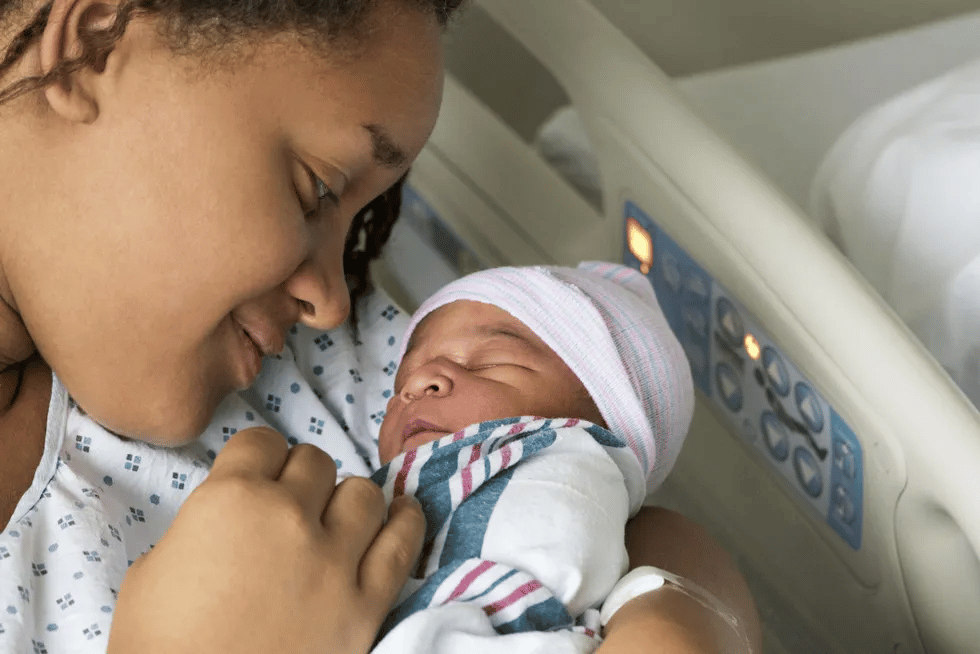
[299,164,341,219]
[312,174,340,209]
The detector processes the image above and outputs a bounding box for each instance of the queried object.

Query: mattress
[674,9,980,211]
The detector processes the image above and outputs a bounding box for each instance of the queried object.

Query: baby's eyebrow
[474,324,542,352]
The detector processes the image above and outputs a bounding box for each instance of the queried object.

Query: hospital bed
[377,2,980,653]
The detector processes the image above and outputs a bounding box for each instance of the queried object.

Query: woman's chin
[79,397,218,448]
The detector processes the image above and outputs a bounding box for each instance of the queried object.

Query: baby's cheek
[377,408,400,464]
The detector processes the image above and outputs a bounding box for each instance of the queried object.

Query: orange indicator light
[744,333,761,361]
[627,218,654,275]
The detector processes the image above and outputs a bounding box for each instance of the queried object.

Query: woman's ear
[39,0,120,124]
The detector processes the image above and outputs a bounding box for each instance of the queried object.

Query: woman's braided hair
[0,0,463,322]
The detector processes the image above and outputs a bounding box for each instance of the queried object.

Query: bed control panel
[623,202,864,550]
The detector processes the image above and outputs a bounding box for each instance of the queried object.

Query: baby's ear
[39,0,121,124]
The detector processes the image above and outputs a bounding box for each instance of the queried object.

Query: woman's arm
[597,506,763,654]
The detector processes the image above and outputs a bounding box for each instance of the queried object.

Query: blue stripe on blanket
[495,596,575,635]
[438,427,557,566]
[585,422,628,449]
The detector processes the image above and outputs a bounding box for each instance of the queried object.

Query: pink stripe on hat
[400,262,695,511]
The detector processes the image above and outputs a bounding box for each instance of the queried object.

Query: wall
[590,0,980,76]
[443,0,980,142]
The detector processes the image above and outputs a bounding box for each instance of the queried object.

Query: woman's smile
[230,315,264,390]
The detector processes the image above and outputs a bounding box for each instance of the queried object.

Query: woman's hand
[108,427,425,654]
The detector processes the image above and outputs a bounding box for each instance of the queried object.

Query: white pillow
[809,57,980,407]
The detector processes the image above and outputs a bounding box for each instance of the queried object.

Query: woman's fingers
[211,429,339,523]
[278,443,338,522]
[359,495,426,604]
[323,476,389,555]
[202,427,425,625]
[209,426,290,480]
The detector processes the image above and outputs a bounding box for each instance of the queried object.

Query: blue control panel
[623,202,864,549]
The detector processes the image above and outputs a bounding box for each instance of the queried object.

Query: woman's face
[0,5,444,444]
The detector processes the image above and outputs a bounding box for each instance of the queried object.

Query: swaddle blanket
[370,416,632,654]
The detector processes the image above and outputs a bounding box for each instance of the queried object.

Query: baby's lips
[402,418,448,439]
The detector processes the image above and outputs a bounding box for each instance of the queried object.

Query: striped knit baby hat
[400,261,695,511]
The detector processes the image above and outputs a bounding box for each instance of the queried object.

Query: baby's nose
[400,363,454,401]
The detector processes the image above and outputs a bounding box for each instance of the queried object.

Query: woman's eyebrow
[363,124,407,169]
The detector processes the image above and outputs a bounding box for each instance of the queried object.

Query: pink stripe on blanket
[482,580,543,617]
[393,449,417,497]
[447,560,497,602]
[460,443,483,500]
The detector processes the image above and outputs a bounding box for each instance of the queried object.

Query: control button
[716,298,744,346]
[715,363,743,412]
[683,306,707,337]
[662,253,681,292]
[794,447,823,498]
[795,383,825,432]
[762,346,790,397]
[761,412,789,462]
[833,485,856,525]
[683,340,707,375]
[834,440,857,480]
[685,274,710,300]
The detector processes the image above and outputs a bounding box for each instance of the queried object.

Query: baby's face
[378,300,605,463]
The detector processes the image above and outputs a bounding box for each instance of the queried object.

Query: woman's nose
[400,363,454,401]
[283,251,350,331]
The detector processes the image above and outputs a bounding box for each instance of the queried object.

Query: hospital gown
[0,290,403,654]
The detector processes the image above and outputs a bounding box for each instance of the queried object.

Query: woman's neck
[0,357,51,529]
[0,294,34,369]
[0,117,36,371]
[0,43,46,371]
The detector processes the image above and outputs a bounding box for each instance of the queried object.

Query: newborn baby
[370,262,694,653]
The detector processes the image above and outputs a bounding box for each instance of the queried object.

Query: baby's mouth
[403,418,448,439]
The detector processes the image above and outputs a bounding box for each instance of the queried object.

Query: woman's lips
[232,317,263,389]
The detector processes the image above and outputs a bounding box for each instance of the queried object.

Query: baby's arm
[478,427,631,617]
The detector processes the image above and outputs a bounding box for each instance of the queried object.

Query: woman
[0,0,761,652]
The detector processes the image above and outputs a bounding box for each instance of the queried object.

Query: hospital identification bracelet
[599,566,754,654]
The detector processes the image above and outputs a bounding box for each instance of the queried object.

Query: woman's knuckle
[293,442,334,468]
[381,535,418,572]
[338,477,385,512]
[225,425,287,453]
[198,474,256,505]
